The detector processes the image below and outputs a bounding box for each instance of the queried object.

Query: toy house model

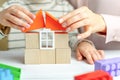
[23,10,71,64]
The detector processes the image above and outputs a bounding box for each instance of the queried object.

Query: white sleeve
[101,14,120,43]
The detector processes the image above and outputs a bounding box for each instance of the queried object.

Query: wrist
[98,15,107,35]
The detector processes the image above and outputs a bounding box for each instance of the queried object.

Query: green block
[0,63,21,80]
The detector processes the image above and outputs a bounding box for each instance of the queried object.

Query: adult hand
[0,5,35,31]
[59,6,106,39]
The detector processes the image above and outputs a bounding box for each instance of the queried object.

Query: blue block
[95,57,120,77]
[0,68,13,80]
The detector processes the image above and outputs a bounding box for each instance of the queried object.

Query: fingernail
[59,18,64,23]
[26,24,30,28]
[30,20,33,24]
[22,28,25,31]
[66,27,71,32]
[32,15,36,19]
[62,22,67,28]
[77,35,82,39]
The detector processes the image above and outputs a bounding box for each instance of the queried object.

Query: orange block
[22,10,45,32]
[46,12,66,31]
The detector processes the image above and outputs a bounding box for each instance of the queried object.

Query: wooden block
[25,32,39,49]
[40,50,55,64]
[56,48,71,64]
[55,33,69,48]
[25,49,40,64]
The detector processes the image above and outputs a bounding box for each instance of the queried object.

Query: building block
[25,49,40,64]
[25,32,39,49]
[40,50,55,64]
[0,63,21,80]
[95,57,120,77]
[55,33,69,48]
[22,10,45,32]
[46,12,66,31]
[56,48,71,64]
[0,68,13,80]
[74,70,113,80]
[25,49,55,64]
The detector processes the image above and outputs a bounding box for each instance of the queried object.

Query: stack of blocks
[95,57,120,77]
[74,70,113,80]
[0,63,21,80]
[24,10,71,64]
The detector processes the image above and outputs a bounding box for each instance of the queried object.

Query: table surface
[0,49,120,80]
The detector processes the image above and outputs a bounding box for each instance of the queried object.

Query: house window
[40,29,55,49]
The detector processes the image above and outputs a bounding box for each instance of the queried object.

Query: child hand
[76,41,104,64]
[0,5,35,30]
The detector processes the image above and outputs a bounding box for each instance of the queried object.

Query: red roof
[22,10,66,32]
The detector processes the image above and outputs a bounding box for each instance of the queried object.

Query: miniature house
[24,10,71,64]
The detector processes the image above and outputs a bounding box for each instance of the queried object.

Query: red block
[74,70,113,80]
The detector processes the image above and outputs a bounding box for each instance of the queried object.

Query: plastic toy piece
[74,70,113,80]
[0,68,13,80]
[45,12,66,31]
[22,9,45,32]
[0,63,21,80]
[95,57,120,77]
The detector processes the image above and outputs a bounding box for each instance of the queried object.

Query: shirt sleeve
[69,32,95,51]
[101,14,120,43]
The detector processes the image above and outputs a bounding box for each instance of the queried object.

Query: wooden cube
[56,48,71,64]
[40,50,55,64]
[55,33,69,48]
[25,49,40,64]
[25,32,39,49]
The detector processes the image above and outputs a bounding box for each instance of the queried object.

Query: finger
[16,5,35,19]
[91,51,99,62]
[77,30,91,39]
[66,19,89,32]
[76,48,83,61]
[82,52,94,64]
[6,13,30,28]
[5,19,23,30]
[62,13,88,28]
[94,50,102,60]
[98,50,105,59]
[59,6,86,23]
[10,9,33,24]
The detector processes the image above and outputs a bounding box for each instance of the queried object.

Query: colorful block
[22,10,45,32]
[0,63,21,80]
[95,57,120,76]
[74,70,113,80]
[0,68,13,80]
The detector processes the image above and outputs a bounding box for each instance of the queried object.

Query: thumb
[77,30,91,39]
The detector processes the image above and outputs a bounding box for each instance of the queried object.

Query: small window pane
[41,32,47,40]
[41,41,47,48]
[48,41,53,48]
[48,32,53,40]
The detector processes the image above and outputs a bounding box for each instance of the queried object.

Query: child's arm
[69,33,104,64]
